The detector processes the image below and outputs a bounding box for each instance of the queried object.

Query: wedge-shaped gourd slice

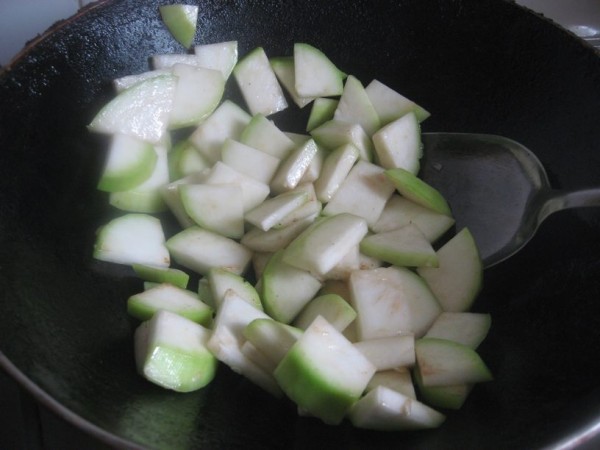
[179,183,245,239]
[113,69,171,93]
[299,144,325,184]
[413,364,472,410]
[194,40,238,79]
[207,292,282,397]
[89,74,176,144]
[166,226,252,276]
[270,56,315,108]
[240,114,296,160]
[314,143,359,203]
[221,138,280,184]
[159,4,198,48]
[202,161,270,212]
[417,228,483,312]
[189,100,251,164]
[245,190,310,232]
[348,386,445,431]
[209,291,269,341]
[310,119,373,161]
[354,334,415,371]
[334,75,381,136]
[233,47,288,116]
[270,138,319,194]
[373,112,421,174]
[274,316,376,425]
[241,214,316,253]
[283,213,369,277]
[349,266,441,340]
[260,250,322,324]
[97,134,157,192]
[273,183,321,229]
[360,223,438,268]
[293,294,356,332]
[160,172,207,229]
[207,267,262,310]
[294,43,346,97]
[366,368,416,399]
[127,283,212,326]
[134,310,216,392]
[415,337,493,387]
[109,144,169,213]
[94,213,169,267]
[168,139,210,180]
[244,318,303,369]
[373,194,455,243]
[365,79,431,125]
[169,64,225,129]
[323,160,395,227]
[425,312,491,349]
[306,98,338,132]
[132,263,189,289]
[385,167,452,216]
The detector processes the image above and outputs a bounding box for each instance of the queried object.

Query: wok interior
[1,0,599,448]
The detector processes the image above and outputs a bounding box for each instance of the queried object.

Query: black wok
[1,0,600,448]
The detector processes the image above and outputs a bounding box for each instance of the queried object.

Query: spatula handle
[539,188,600,224]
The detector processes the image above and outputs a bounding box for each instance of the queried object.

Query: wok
[1,0,599,448]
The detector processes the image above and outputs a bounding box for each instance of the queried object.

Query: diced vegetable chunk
[134,310,216,392]
[323,160,395,227]
[415,337,493,387]
[97,134,157,193]
[385,167,452,216]
[348,386,445,431]
[418,228,483,312]
[159,4,198,48]
[283,213,369,277]
[294,43,346,97]
[93,213,169,267]
[88,75,176,144]
[127,283,212,325]
[274,316,376,425]
[425,312,491,348]
[132,263,189,289]
[349,267,441,340]
[166,226,252,276]
[194,41,238,79]
[260,250,323,323]
[169,64,225,129]
[360,223,438,268]
[234,47,288,116]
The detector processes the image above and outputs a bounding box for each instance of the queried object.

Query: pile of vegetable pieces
[89,5,492,431]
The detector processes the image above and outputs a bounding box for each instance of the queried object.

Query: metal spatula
[420,133,600,268]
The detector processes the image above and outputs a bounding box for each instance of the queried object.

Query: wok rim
[0,0,108,74]
[0,350,140,449]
